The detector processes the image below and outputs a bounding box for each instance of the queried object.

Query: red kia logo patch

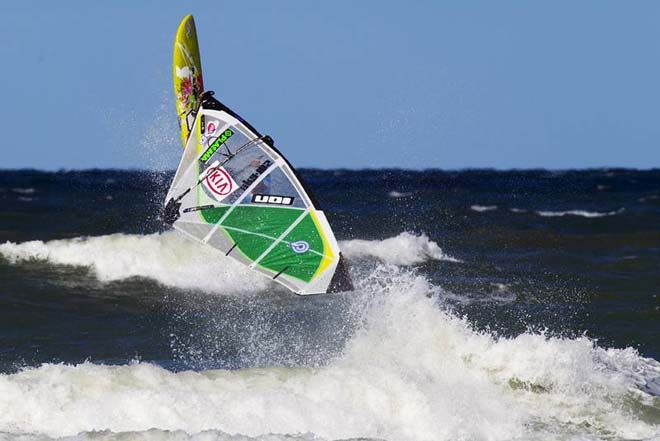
[205,167,234,196]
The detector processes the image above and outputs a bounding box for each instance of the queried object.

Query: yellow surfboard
[173,14,204,147]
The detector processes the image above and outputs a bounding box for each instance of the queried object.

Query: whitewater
[1,232,659,441]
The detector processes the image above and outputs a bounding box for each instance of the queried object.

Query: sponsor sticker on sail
[202,165,237,202]
[206,119,219,135]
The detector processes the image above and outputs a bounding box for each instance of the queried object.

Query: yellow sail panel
[309,209,335,279]
[173,14,204,147]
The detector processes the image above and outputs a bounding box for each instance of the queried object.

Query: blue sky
[1,1,659,170]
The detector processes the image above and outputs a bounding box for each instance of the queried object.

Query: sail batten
[250,208,311,269]
[200,158,283,243]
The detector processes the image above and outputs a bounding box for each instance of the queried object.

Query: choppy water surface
[0,168,659,441]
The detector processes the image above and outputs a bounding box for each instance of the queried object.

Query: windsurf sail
[165,16,352,295]
[173,14,204,147]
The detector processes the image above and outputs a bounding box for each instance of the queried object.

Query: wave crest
[535,208,625,218]
[0,231,458,293]
[340,232,461,265]
[0,232,270,294]
[470,205,498,212]
[0,266,658,440]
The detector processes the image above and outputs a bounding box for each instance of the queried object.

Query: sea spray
[2,262,658,440]
[339,232,461,265]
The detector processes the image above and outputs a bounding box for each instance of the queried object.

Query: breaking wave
[535,208,625,218]
[0,264,658,440]
[470,205,498,212]
[388,190,412,198]
[11,187,36,195]
[0,232,269,294]
[0,231,459,293]
[1,228,659,440]
[339,232,461,264]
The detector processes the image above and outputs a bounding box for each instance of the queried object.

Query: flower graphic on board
[176,65,204,111]
[180,77,193,105]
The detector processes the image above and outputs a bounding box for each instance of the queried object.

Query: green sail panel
[258,212,324,282]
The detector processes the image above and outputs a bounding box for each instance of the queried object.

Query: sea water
[0,168,658,440]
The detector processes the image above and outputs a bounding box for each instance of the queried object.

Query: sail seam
[175,223,325,259]
[249,209,310,269]
[221,225,327,259]
[202,159,285,243]
[169,120,232,199]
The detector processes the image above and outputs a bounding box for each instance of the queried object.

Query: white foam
[11,187,36,195]
[0,232,458,292]
[387,190,412,198]
[470,205,497,212]
[0,265,657,440]
[638,195,659,203]
[0,232,270,294]
[535,208,624,218]
[340,232,461,264]
[0,430,316,441]
[441,282,517,305]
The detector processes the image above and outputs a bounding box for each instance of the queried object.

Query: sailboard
[165,15,353,295]
[173,14,204,147]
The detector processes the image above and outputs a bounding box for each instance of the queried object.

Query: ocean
[0,168,658,440]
